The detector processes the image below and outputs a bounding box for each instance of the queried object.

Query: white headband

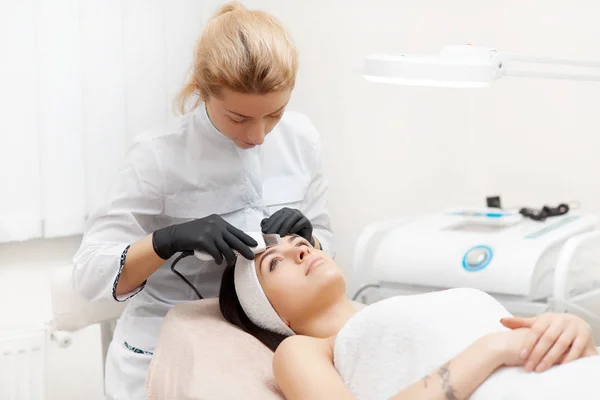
[233,232,295,336]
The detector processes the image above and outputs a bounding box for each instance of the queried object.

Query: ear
[193,79,207,101]
[199,89,208,102]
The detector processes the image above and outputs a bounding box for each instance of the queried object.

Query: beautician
[71,2,334,398]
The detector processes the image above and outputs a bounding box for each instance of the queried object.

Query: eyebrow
[259,235,300,272]
[226,103,288,119]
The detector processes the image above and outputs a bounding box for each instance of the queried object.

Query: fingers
[521,319,550,371]
[263,210,289,235]
[536,328,576,372]
[289,216,309,235]
[226,224,258,247]
[215,237,237,266]
[202,239,223,265]
[290,218,313,244]
[261,211,280,233]
[224,231,255,261]
[524,320,563,372]
[582,343,599,357]
[519,317,550,362]
[279,212,303,236]
[561,331,590,364]
[501,317,535,329]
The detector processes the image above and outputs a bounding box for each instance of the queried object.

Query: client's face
[254,235,345,324]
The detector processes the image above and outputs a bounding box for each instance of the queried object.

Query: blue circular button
[462,246,493,272]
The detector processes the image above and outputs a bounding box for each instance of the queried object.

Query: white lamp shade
[364,47,503,88]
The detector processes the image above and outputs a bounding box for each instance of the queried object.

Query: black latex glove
[261,207,314,246]
[152,214,258,266]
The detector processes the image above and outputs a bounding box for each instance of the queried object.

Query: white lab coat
[72,104,334,400]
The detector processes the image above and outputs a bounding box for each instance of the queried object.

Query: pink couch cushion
[147,298,284,399]
[147,298,367,399]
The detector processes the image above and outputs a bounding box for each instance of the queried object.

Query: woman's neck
[292,298,358,338]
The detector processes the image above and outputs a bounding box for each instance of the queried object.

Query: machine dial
[462,246,493,272]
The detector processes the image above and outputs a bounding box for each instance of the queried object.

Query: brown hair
[219,263,287,352]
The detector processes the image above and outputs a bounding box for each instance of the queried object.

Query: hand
[152,214,258,266]
[486,328,531,367]
[501,313,597,373]
[261,208,314,246]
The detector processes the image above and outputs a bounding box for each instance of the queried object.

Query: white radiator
[0,327,46,400]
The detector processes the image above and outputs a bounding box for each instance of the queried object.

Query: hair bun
[212,1,246,19]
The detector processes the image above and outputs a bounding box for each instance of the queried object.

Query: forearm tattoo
[438,361,458,400]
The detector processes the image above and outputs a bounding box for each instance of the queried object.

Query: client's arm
[274,331,526,400]
[390,334,504,400]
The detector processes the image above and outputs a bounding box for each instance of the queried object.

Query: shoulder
[273,335,351,399]
[275,110,322,150]
[276,334,331,354]
[273,336,333,389]
[274,335,332,370]
[123,113,198,171]
[131,114,192,154]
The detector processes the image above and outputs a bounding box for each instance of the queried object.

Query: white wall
[1,0,599,398]
[0,236,106,400]
[259,0,600,287]
[0,237,80,329]
[1,0,225,243]
[0,1,218,398]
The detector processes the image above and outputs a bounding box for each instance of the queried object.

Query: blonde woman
[72,2,333,398]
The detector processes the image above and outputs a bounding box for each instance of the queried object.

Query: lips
[305,256,323,275]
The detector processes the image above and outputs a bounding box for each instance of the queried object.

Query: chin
[235,141,254,149]
[311,260,342,277]
[312,266,346,292]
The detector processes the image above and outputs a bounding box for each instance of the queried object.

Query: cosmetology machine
[358,44,600,339]
[353,205,600,335]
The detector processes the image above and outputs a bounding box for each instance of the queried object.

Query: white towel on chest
[333,288,600,400]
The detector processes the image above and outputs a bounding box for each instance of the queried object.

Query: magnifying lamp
[364,45,600,87]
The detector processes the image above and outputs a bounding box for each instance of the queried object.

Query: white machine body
[372,209,600,300]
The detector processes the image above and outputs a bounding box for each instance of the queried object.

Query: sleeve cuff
[112,244,147,302]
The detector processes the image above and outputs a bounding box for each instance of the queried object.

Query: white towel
[234,254,295,336]
[233,231,295,336]
[333,288,600,399]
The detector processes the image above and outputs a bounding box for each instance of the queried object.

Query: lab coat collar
[196,103,232,144]
[195,103,267,159]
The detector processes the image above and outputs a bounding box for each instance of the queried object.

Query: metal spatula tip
[262,234,281,248]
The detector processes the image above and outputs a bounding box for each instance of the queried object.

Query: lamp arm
[502,68,600,81]
[505,53,600,69]
[500,52,600,81]
[504,68,600,82]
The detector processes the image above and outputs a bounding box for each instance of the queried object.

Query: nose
[246,122,266,145]
[292,244,309,264]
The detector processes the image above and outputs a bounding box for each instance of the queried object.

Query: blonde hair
[176,1,298,114]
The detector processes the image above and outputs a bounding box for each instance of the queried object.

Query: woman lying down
[219,234,600,400]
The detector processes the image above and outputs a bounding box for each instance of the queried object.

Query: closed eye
[228,117,247,124]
